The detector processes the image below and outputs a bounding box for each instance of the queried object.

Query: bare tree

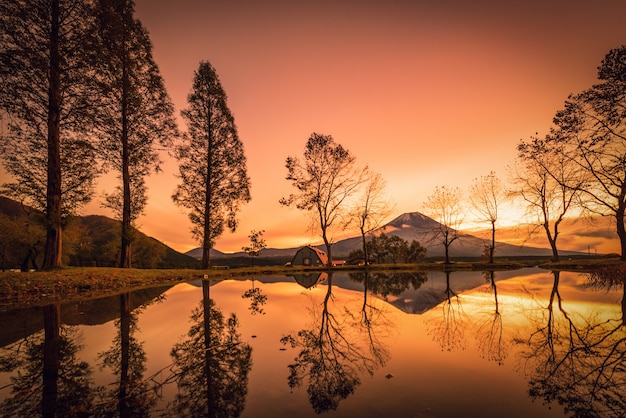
[280,133,366,266]
[513,135,583,262]
[469,171,504,263]
[423,186,463,264]
[349,172,393,265]
[241,230,266,267]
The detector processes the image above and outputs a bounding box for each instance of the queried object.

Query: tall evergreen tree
[95,0,178,268]
[173,61,251,269]
[0,0,101,269]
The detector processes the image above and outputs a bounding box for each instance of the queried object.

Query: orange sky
[4,0,626,254]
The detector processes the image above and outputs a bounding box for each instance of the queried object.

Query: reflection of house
[292,272,328,289]
[291,246,328,266]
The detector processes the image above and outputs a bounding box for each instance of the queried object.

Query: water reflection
[475,271,507,364]
[168,280,252,417]
[95,293,158,417]
[521,269,626,418]
[426,271,469,352]
[0,304,95,417]
[1,269,625,417]
[280,272,391,413]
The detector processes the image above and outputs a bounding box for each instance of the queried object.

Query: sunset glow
[5,0,625,254]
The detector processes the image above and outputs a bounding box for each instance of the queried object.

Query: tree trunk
[202,101,213,270]
[361,229,368,265]
[322,229,332,267]
[617,201,626,261]
[120,30,131,268]
[43,0,63,270]
[489,220,496,264]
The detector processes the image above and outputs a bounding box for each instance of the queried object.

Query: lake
[0,268,624,417]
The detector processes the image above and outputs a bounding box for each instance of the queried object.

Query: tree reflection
[427,271,468,352]
[475,271,507,364]
[521,269,626,417]
[95,293,157,417]
[241,278,267,315]
[348,270,427,298]
[0,304,95,417]
[280,272,390,414]
[168,280,252,417]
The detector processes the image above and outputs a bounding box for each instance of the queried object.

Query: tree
[0,0,102,269]
[469,171,504,263]
[349,172,393,266]
[423,186,463,264]
[241,230,266,267]
[546,46,626,259]
[172,61,250,269]
[281,133,366,266]
[513,135,582,262]
[96,0,178,268]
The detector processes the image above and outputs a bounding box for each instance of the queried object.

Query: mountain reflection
[280,271,391,414]
[167,280,252,418]
[521,269,626,418]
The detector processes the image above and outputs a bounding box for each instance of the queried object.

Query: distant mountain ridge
[188,211,585,260]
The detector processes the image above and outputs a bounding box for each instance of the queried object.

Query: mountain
[0,196,200,269]
[190,211,584,260]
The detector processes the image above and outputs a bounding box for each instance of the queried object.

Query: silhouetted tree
[348,172,393,266]
[512,136,582,262]
[469,172,504,263]
[96,0,178,268]
[423,186,464,264]
[545,46,626,259]
[172,61,250,269]
[241,230,266,267]
[0,0,102,269]
[281,133,366,266]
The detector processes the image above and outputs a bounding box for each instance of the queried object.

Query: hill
[0,196,199,270]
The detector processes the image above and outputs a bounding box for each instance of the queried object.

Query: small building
[291,246,328,266]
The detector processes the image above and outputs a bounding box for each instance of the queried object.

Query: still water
[0,268,624,417]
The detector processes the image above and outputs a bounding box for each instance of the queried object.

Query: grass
[0,257,621,311]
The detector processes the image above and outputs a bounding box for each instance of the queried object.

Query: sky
[7,0,626,254]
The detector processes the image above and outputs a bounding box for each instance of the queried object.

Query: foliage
[0,0,104,268]
[281,133,366,266]
[95,0,178,268]
[241,230,266,267]
[544,45,626,259]
[173,61,250,269]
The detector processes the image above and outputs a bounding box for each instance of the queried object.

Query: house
[291,246,328,266]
